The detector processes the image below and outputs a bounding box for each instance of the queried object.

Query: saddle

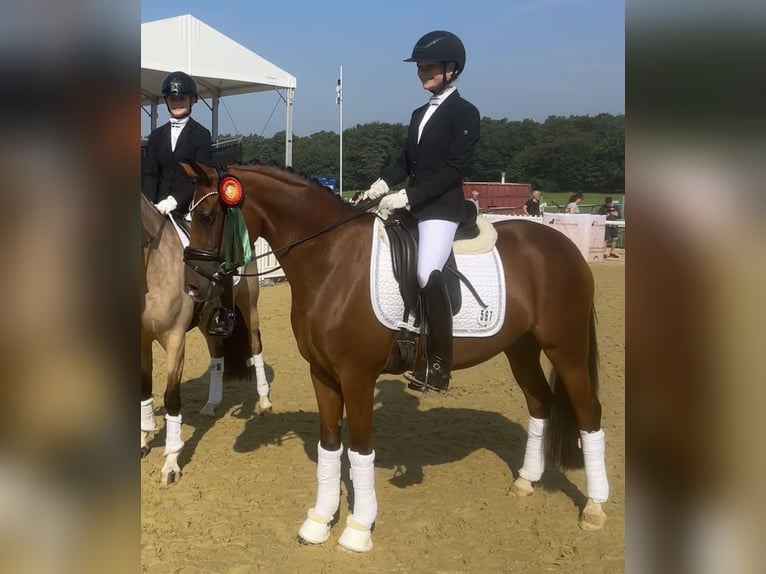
[383,201,480,320]
[382,201,481,374]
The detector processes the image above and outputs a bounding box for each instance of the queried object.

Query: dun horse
[141,194,271,484]
[182,163,609,551]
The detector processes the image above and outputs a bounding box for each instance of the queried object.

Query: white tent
[141,14,297,165]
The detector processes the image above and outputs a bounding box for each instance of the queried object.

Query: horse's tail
[222,307,253,382]
[545,306,599,469]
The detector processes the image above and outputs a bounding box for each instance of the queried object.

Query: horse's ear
[180,162,215,187]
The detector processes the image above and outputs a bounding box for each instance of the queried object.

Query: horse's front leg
[297,365,345,546]
[140,335,157,458]
[337,372,377,553]
[160,330,186,485]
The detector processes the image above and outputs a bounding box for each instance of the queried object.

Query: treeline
[229,113,623,193]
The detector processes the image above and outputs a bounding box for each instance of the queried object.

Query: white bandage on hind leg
[141,398,157,432]
[163,414,184,455]
[580,429,609,503]
[246,353,269,398]
[348,449,377,529]
[518,416,548,482]
[314,442,343,519]
[208,358,224,405]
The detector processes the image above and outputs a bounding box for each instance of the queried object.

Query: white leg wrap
[163,414,184,456]
[518,416,548,482]
[314,443,343,517]
[298,443,342,545]
[347,450,377,528]
[580,429,609,503]
[141,398,157,432]
[338,450,377,552]
[207,357,224,405]
[247,353,270,399]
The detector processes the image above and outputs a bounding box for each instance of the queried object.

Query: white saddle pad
[369,218,506,338]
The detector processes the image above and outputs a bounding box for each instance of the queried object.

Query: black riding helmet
[161,71,199,102]
[404,30,466,78]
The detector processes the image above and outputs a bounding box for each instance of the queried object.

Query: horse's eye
[199,212,214,224]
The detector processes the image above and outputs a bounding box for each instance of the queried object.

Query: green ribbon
[223,207,252,272]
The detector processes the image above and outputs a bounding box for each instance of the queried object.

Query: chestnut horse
[141,194,271,485]
[181,163,609,551]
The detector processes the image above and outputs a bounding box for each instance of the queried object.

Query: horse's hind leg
[160,329,186,485]
[542,313,608,530]
[200,331,224,417]
[239,279,271,412]
[140,335,157,457]
[505,334,553,497]
[297,365,345,547]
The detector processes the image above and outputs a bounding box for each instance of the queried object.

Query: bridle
[182,173,379,288]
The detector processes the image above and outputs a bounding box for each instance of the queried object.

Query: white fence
[253,237,285,281]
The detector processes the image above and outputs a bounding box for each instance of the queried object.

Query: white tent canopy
[141,14,296,165]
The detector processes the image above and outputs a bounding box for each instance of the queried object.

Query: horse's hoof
[337,515,373,553]
[141,445,151,459]
[579,499,606,531]
[160,469,181,486]
[199,402,217,417]
[297,509,332,545]
[511,477,535,497]
[258,398,273,414]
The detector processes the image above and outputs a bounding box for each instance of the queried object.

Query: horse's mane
[230,162,347,205]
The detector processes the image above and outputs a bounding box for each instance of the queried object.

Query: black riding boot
[207,275,236,337]
[405,270,453,393]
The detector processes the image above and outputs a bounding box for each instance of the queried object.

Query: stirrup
[404,367,450,393]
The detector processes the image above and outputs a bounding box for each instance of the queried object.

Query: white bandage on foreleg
[208,357,224,405]
[519,416,548,482]
[141,398,157,432]
[314,442,343,519]
[163,414,184,455]
[348,450,377,529]
[247,353,269,399]
[580,429,609,503]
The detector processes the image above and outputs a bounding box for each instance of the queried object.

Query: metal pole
[337,65,343,197]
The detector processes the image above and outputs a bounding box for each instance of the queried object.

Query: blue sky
[141,0,624,138]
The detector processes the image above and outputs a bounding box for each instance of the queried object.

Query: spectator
[598,197,621,258]
[565,192,583,214]
[522,190,542,216]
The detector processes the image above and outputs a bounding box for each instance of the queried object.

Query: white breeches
[416,219,459,288]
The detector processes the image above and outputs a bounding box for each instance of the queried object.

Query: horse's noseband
[183,246,234,284]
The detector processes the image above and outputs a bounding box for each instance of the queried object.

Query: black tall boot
[405,270,453,393]
[207,274,236,337]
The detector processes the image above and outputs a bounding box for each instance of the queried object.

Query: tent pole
[285,87,294,167]
[211,94,219,142]
[151,99,158,132]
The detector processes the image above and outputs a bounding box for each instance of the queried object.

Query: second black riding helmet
[161,71,199,100]
[404,31,466,77]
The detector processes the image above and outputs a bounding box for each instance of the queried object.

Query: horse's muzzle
[183,247,225,302]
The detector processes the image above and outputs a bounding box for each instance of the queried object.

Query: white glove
[376,189,409,219]
[359,178,389,202]
[155,196,178,215]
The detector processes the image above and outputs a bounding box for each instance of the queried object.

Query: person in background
[356,30,480,393]
[142,71,212,217]
[522,190,542,216]
[565,192,583,214]
[469,190,480,212]
[598,196,621,258]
